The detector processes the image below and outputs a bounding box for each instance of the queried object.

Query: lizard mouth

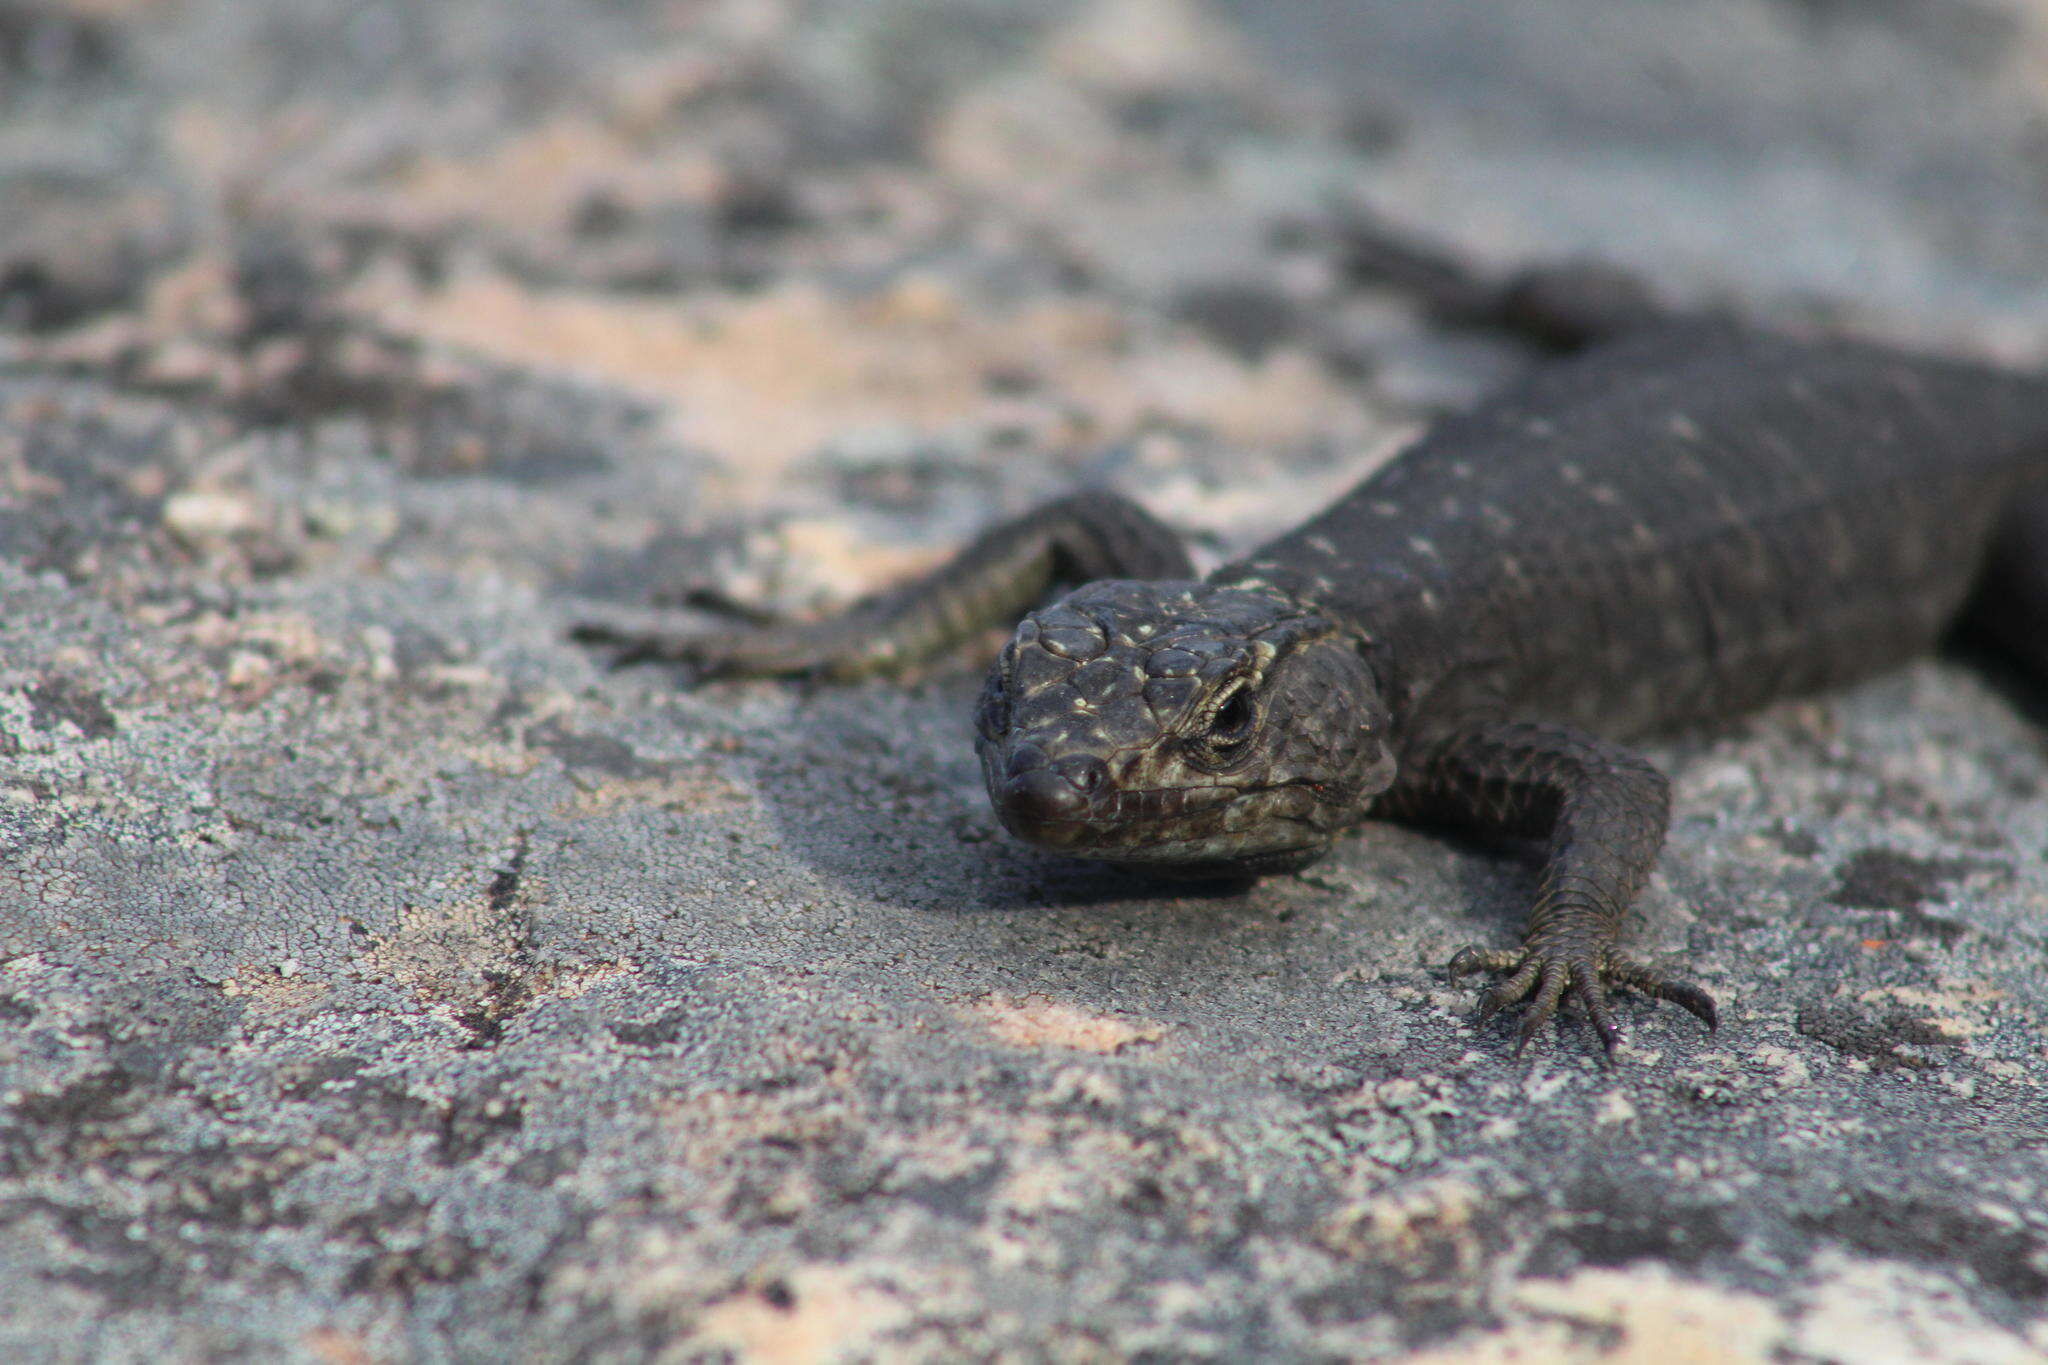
[995,781,1229,835]
[992,777,1336,864]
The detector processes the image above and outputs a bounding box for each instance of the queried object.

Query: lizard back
[1218,326,2048,738]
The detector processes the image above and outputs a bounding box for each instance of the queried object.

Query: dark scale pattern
[587,325,2048,1053]
[1236,326,2048,740]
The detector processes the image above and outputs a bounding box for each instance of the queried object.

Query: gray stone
[1,1,2046,1360]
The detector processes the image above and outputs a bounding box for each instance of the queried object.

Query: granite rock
[2,1,2046,1360]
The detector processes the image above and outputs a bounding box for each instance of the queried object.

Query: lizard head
[974,580,1395,874]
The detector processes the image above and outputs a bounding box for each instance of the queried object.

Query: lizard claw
[1448,943,1715,1055]
[1512,959,1572,1055]
[1608,958,1719,1031]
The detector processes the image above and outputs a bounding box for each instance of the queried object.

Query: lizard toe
[1608,957,1719,1030]
[1572,961,1621,1057]
[1457,942,1703,1056]
[1512,961,1572,1055]
[1475,957,1542,1024]
[1448,945,1523,977]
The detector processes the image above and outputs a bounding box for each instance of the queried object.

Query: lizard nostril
[1058,756,1107,795]
[1002,769,1092,823]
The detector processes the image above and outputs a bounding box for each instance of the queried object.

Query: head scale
[974,580,1395,874]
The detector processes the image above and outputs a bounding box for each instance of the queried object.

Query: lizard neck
[1209,553,1457,745]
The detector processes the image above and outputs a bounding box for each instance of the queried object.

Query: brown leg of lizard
[573,491,1193,681]
[1392,722,1718,1055]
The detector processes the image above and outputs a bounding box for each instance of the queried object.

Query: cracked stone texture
[3,0,2048,1360]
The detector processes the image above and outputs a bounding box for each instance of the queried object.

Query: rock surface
[2,1,2047,1360]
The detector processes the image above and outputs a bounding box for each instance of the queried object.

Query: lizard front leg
[1389,722,1718,1053]
[574,491,1193,681]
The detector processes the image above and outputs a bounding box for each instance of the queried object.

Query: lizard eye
[1206,682,1256,745]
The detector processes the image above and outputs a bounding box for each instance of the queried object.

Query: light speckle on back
[1212,323,2048,738]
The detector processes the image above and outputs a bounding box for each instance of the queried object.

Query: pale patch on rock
[298,1326,377,1365]
[1750,1043,1813,1092]
[163,489,262,543]
[351,268,1367,504]
[967,992,1163,1053]
[1857,981,2006,1039]
[1046,0,1260,96]
[769,517,953,612]
[554,769,752,820]
[1594,1090,1638,1126]
[1043,1064,1125,1109]
[386,116,726,241]
[652,1068,859,1176]
[1791,1254,2046,1365]
[1411,1257,2042,1365]
[994,1126,1150,1217]
[220,961,331,1014]
[692,1265,912,1365]
[360,893,524,1001]
[1317,1174,1488,1272]
[1498,1265,1779,1364]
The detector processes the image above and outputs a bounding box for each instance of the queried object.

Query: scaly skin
[580,323,2048,1055]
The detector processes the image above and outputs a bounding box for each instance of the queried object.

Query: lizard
[576,303,2048,1056]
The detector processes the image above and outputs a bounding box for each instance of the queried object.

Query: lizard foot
[1447,945,1717,1056]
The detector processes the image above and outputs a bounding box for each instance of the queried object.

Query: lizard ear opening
[974,648,1015,742]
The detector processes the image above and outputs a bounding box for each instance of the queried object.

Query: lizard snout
[999,755,1106,826]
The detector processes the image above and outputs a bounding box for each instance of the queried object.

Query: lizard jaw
[987,770,1382,870]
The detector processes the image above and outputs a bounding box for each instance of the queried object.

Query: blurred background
[6,0,2048,583]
